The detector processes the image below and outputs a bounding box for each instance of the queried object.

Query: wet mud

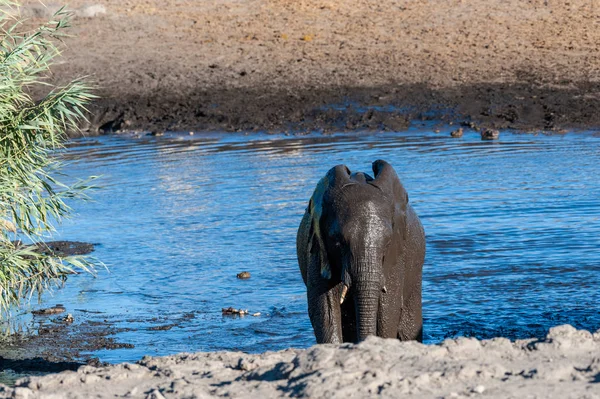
[0,241,120,383]
[86,82,600,135]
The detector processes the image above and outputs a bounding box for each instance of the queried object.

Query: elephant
[296,160,425,344]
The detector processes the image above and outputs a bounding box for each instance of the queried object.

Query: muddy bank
[0,241,130,385]
[86,82,600,135]
[0,309,132,386]
[0,325,599,398]
[12,0,600,134]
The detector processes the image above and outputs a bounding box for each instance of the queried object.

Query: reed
[0,1,99,314]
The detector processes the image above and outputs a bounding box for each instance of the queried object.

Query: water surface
[11,125,600,363]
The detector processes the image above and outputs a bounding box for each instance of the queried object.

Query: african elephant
[296,160,425,344]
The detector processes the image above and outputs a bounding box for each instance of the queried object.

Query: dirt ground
[1,325,600,398]
[11,0,600,133]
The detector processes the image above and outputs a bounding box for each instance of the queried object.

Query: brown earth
[12,0,600,134]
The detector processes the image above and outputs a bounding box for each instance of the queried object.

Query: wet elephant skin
[297,160,425,343]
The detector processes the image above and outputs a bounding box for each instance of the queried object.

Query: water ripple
[26,125,600,362]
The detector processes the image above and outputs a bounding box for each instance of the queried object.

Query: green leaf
[0,0,100,316]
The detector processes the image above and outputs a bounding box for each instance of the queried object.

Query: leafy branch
[0,1,100,314]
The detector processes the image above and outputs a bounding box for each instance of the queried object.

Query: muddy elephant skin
[297,160,425,343]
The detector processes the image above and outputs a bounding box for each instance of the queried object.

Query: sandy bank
[1,325,600,398]
[11,0,600,133]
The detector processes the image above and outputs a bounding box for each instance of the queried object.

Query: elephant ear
[308,175,332,280]
[308,165,353,280]
[372,160,408,239]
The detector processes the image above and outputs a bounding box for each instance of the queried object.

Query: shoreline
[1,324,599,398]
[82,81,600,135]
[12,0,600,135]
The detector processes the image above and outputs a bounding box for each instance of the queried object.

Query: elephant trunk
[351,255,382,341]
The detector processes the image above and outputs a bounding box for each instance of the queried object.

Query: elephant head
[307,160,408,340]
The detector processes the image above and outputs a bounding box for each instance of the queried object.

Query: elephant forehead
[331,189,389,215]
[337,201,391,235]
[353,200,388,222]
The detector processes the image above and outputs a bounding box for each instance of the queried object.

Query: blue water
[11,125,600,363]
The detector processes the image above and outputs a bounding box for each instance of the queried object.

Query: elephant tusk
[340,284,349,305]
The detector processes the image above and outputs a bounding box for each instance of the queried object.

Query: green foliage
[0,1,99,314]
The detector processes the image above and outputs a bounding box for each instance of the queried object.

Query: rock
[148,325,174,331]
[450,128,464,138]
[76,4,107,18]
[472,385,486,394]
[32,305,66,315]
[481,128,500,140]
[461,121,479,130]
[236,271,251,279]
[222,307,248,316]
[61,313,75,324]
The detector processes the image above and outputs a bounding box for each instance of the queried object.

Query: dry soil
[10,0,600,133]
[2,325,600,398]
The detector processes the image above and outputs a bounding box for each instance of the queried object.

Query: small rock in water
[461,121,479,130]
[62,313,75,324]
[222,307,248,316]
[147,131,165,137]
[237,271,251,279]
[32,305,66,315]
[450,128,464,138]
[480,128,500,140]
[252,312,261,317]
[148,324,174,331]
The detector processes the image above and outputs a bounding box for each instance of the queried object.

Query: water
[10,125,600,363]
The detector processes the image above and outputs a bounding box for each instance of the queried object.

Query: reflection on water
[13,125,600,363]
